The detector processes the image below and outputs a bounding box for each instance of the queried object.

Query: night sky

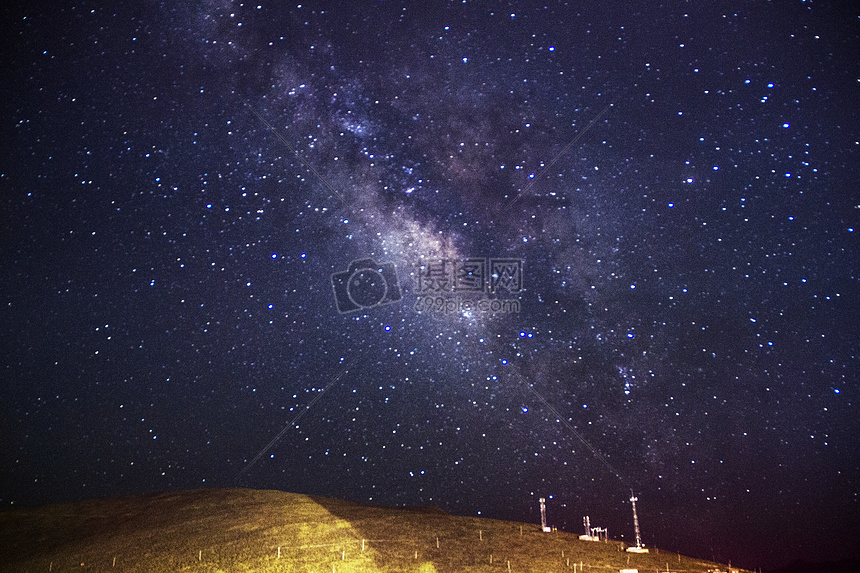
[3,1,858,570]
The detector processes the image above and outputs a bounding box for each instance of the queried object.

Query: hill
[0,488,749,572]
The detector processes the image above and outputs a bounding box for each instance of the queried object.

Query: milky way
[3,2,858,570]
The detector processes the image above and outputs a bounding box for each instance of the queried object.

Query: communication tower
[579,515,599,541]
[539,497,551,532]
[626,491,649,553]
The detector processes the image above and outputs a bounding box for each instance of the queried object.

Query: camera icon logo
[331,258,402,313]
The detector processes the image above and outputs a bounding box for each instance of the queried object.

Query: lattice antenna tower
[630,490,642,549]
[539,497,551,532]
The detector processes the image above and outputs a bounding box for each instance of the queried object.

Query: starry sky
[2,1,858,570]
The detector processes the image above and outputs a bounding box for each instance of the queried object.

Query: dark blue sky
[2,1,858,570]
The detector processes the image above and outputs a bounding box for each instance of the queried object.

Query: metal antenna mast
[630,490,642,549]
[625,491,649,553]
[539,497,551,532]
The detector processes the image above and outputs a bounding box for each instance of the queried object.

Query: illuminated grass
[0,488,748,572]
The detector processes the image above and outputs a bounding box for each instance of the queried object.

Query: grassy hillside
[0,488,748,572]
